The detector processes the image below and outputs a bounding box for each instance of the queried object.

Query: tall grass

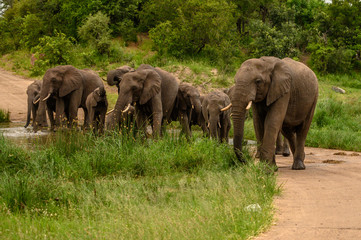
[0,109,10,123]
[0,132,280,239]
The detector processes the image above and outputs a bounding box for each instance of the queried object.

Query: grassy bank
[0,132,279,239]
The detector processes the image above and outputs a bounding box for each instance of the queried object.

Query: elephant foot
[283,148,290,157]
[275,147,283,155]
[292,160,305,170]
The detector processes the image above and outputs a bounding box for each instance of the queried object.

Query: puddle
[0,122,51,148]
[322,159,345,164]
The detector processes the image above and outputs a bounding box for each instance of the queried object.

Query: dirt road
[0,68,34,122]
[256,148,361,240]
[1,68,361,239]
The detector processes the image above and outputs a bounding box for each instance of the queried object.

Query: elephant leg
[259,98,288,167]
[180,112,191,138]
[275,132,283,155]
[88,108,95,131]
[282,138,290,156]
[136,110,148,136]
[31,104,37,127]
[55,98,65,127]
[252,104,266,158]
[47,106,55,131]
[83,107,89,129]
[281,128,296,155]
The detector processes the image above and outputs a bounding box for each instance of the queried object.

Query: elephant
[202,90,231,143]
[25,80,43,128]
[108,64,179,137]
[107,65,135,93]
[171,82,205,138]
[34,65,104,131]
[25,80,58,129]
[85,86,108,133]
[229,56,318,170]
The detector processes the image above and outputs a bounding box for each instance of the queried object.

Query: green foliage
[78,11,112,54]
[149,0,239,60]
[20,13,44,49]
[249,20,303,58]
[308,43,355,73]
[30,31,74,76]
[0,109,10,123]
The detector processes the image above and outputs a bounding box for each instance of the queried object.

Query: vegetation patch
[0,109,10,123]
[0,132,279,239]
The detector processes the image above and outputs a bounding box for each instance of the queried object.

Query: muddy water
[0,122,51,148]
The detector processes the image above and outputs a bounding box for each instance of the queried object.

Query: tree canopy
[0,0,361,73]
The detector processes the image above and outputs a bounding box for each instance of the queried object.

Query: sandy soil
[1,67,361,239]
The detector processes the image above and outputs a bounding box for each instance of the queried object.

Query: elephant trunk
[34,89,51,132]
[209,116,220,141]
[24,96,32,128]
[191,98,202,126]
[110,91,133,130]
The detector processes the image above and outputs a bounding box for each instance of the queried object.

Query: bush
[308,42,355,73]
[30,31,74,76]
[78,11,112,54]
[0,109,10,123]
[249,20,303,58]
[149,0,238,60]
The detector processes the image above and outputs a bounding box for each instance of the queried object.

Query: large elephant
[34,65,104,131]
[108,64,179,136]
[230,57,318,170]
[171,82,205,138]
[202,90,231,143]
[85,86,108,133]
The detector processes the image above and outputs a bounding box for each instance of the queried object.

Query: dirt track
[1,68,361,239]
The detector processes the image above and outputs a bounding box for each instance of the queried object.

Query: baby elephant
[201,90,231,143]
[86,86,108,133]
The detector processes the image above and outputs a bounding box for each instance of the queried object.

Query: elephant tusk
[192,105,194,109]
[218,122,221,128]
[122,104,131,113]
[221,103,232,112]
[42,93,51,102]
[246,101,252,110]
[207,122,210,128]
[33,98,40,104]
[106,109,114,115]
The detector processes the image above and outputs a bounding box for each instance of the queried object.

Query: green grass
[0,132,279,239]
[0,109,10,123]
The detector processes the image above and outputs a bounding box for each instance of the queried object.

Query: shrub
[308,42,355,73]
[249,20,303,58]
[78,11,112,54]
[30,31,74,76]
[0,109,10,123]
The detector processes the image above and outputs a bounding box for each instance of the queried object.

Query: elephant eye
[256,79,262,84]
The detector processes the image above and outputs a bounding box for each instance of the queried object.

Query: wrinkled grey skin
[85,86,108,134]
[276,132,290,156]
[109,64,179,137]
[231,57,318,170]
[107,66,135,93]
[25,80,43,128]
[202,90,231,143]
[34,65,104,132]
[106,105,136,131]
[171,82,205,138]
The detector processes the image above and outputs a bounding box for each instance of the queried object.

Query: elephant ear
[139,69,161,105]
[267,61,292,106]
[59,66,83,97]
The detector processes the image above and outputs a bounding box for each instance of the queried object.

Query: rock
[332,86,346,94]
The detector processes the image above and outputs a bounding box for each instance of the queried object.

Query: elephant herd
[25,57,318,170]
